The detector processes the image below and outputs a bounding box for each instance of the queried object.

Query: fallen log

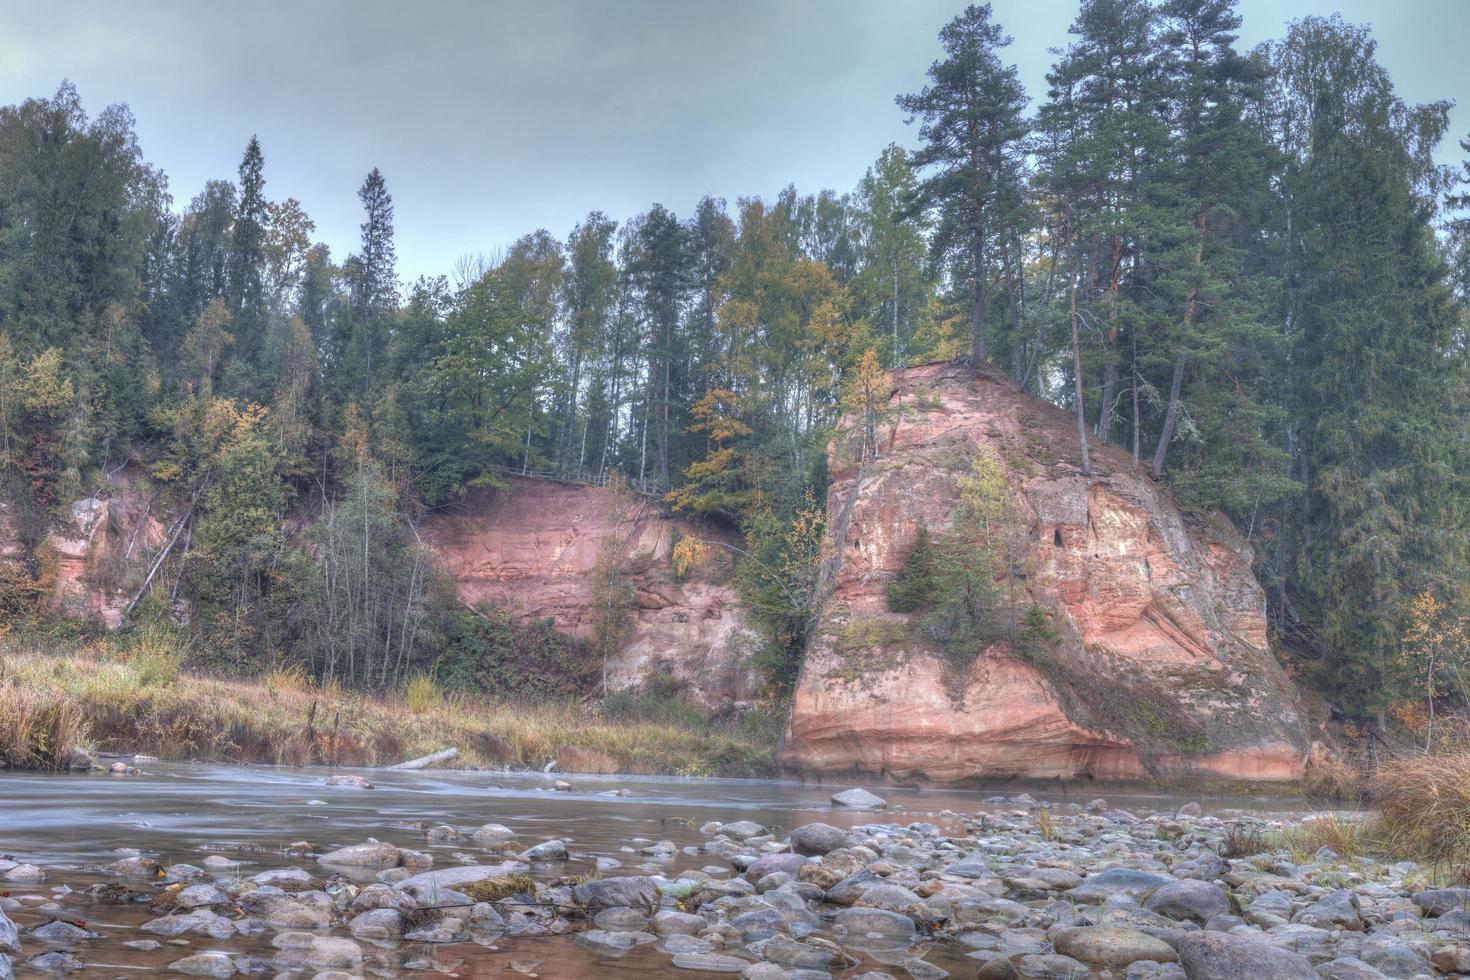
[386,747,459,770]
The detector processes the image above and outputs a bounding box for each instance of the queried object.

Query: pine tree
[897,3,1028,369]
[226,136,268,374]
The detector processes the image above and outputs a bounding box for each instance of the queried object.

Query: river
[0,763,1306,977]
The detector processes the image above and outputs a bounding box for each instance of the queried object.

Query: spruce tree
[897,3,1028,369]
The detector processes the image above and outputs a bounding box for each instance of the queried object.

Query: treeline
[1,1,1469,721]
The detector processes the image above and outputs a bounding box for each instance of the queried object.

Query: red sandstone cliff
[777,363,1311,784]
[419,479,761,709]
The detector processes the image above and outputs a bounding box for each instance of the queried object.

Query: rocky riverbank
[1,783,1465,978]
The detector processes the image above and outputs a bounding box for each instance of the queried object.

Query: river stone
[1015,952,1087,977]
[831,787,887,809]
[303,936,362,968]
[575,929,648,952]
[1319,956,1392,980]
[594,907,651,930]
[720,820,767,840]
[106,855,161,876]
[1144,879,1230,923]
[348,908,402,940]
[250,868,315,888]
[520,839,568,861]
[1433,944,1470,973]
[317,841,400,868]
[1053,926,1179,967]
[324,773,372,789]
[1413,887,1470,916]
[732,908,789,943]
[743,853,808,882]
[169,952,237,977]
[1177,931,1316,980]
[1293,889,1362,930]
[790,822,851,856]
[0,953,11,980]
[396,860,526,892]
[943,857,994,879]
[652,910,706,936]
[2,864,45,883]
[404,916,467,943]
[471,823,516,844]
[574,875,659,910]
[671,952,751,972]
[832,906,916,945]
[759,933,840,969]
[24,951,82,973]
[176,884,230,908]
[27,920,99,942]
[1065,867,1172,902]
[0,912,16,955]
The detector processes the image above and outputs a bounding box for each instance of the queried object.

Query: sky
[4,0,1467,283]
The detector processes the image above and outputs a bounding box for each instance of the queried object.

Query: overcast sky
[4,0,1467,283]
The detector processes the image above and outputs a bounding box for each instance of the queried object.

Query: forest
[2,0,1469,732]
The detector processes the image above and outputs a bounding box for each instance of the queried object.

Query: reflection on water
[0,763,1306,977]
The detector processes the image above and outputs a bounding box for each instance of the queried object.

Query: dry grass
[1368,752,1470,861]
[0,680,82,769]
[1301,756,1364,803]
[460,874,537,902]
[0,642,774,776]
[1271,812,1363,862]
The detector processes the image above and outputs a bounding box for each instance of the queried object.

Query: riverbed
[0,763,1393,979]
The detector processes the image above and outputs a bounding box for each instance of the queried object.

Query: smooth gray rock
[520,839,569,861]
[1144,879,1231,924]
[672,952,751,972]
[832,906,916,946]
[317,842,400,868]
[831,788,887,809]
[573,875,659,911]
[1066,868,1172,902]
[1176,931,1315,980]
[790,822,851,856]
[1053,926,1179,967]
[0,911,16,955]
[168,953,237,978]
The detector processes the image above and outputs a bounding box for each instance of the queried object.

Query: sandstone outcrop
[779,362,1310,784]
[420,478,761,709]
[3,473,759,710]
[1,480,166,628]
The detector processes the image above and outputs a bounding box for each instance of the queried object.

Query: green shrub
[885,526,936,613]
[433,606,600,700]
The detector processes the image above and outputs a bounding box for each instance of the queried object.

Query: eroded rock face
[3,472,759,710]
[779,362,1310,784]
[420,478,761,709]
[0,477,166,629]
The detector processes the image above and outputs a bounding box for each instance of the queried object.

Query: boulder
[831,788,887,809]
[1176,931,1315,980]
[1052,926,1179,967]
[1144,879,1231,923]
[573,876,659,911]
[789,822,851,856]
[317,841,401,868]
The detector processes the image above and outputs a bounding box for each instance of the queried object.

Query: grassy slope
[0,640,774,777]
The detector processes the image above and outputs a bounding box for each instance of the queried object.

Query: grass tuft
[1368,752,1470,861]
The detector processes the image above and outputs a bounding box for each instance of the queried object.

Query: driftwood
[386,747,459,770]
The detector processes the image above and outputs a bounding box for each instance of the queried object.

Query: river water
[0,763,1304,977]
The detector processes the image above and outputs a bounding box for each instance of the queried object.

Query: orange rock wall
[419,479,761,709]
[778,363,1310,784]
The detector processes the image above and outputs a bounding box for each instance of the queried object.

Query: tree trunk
[1095,233,1123,442]
[1070,251,1090,477]
[971,236,987,368]
[1150,209,1207,479]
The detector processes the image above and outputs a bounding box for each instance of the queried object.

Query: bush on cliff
[433,605,601,701]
